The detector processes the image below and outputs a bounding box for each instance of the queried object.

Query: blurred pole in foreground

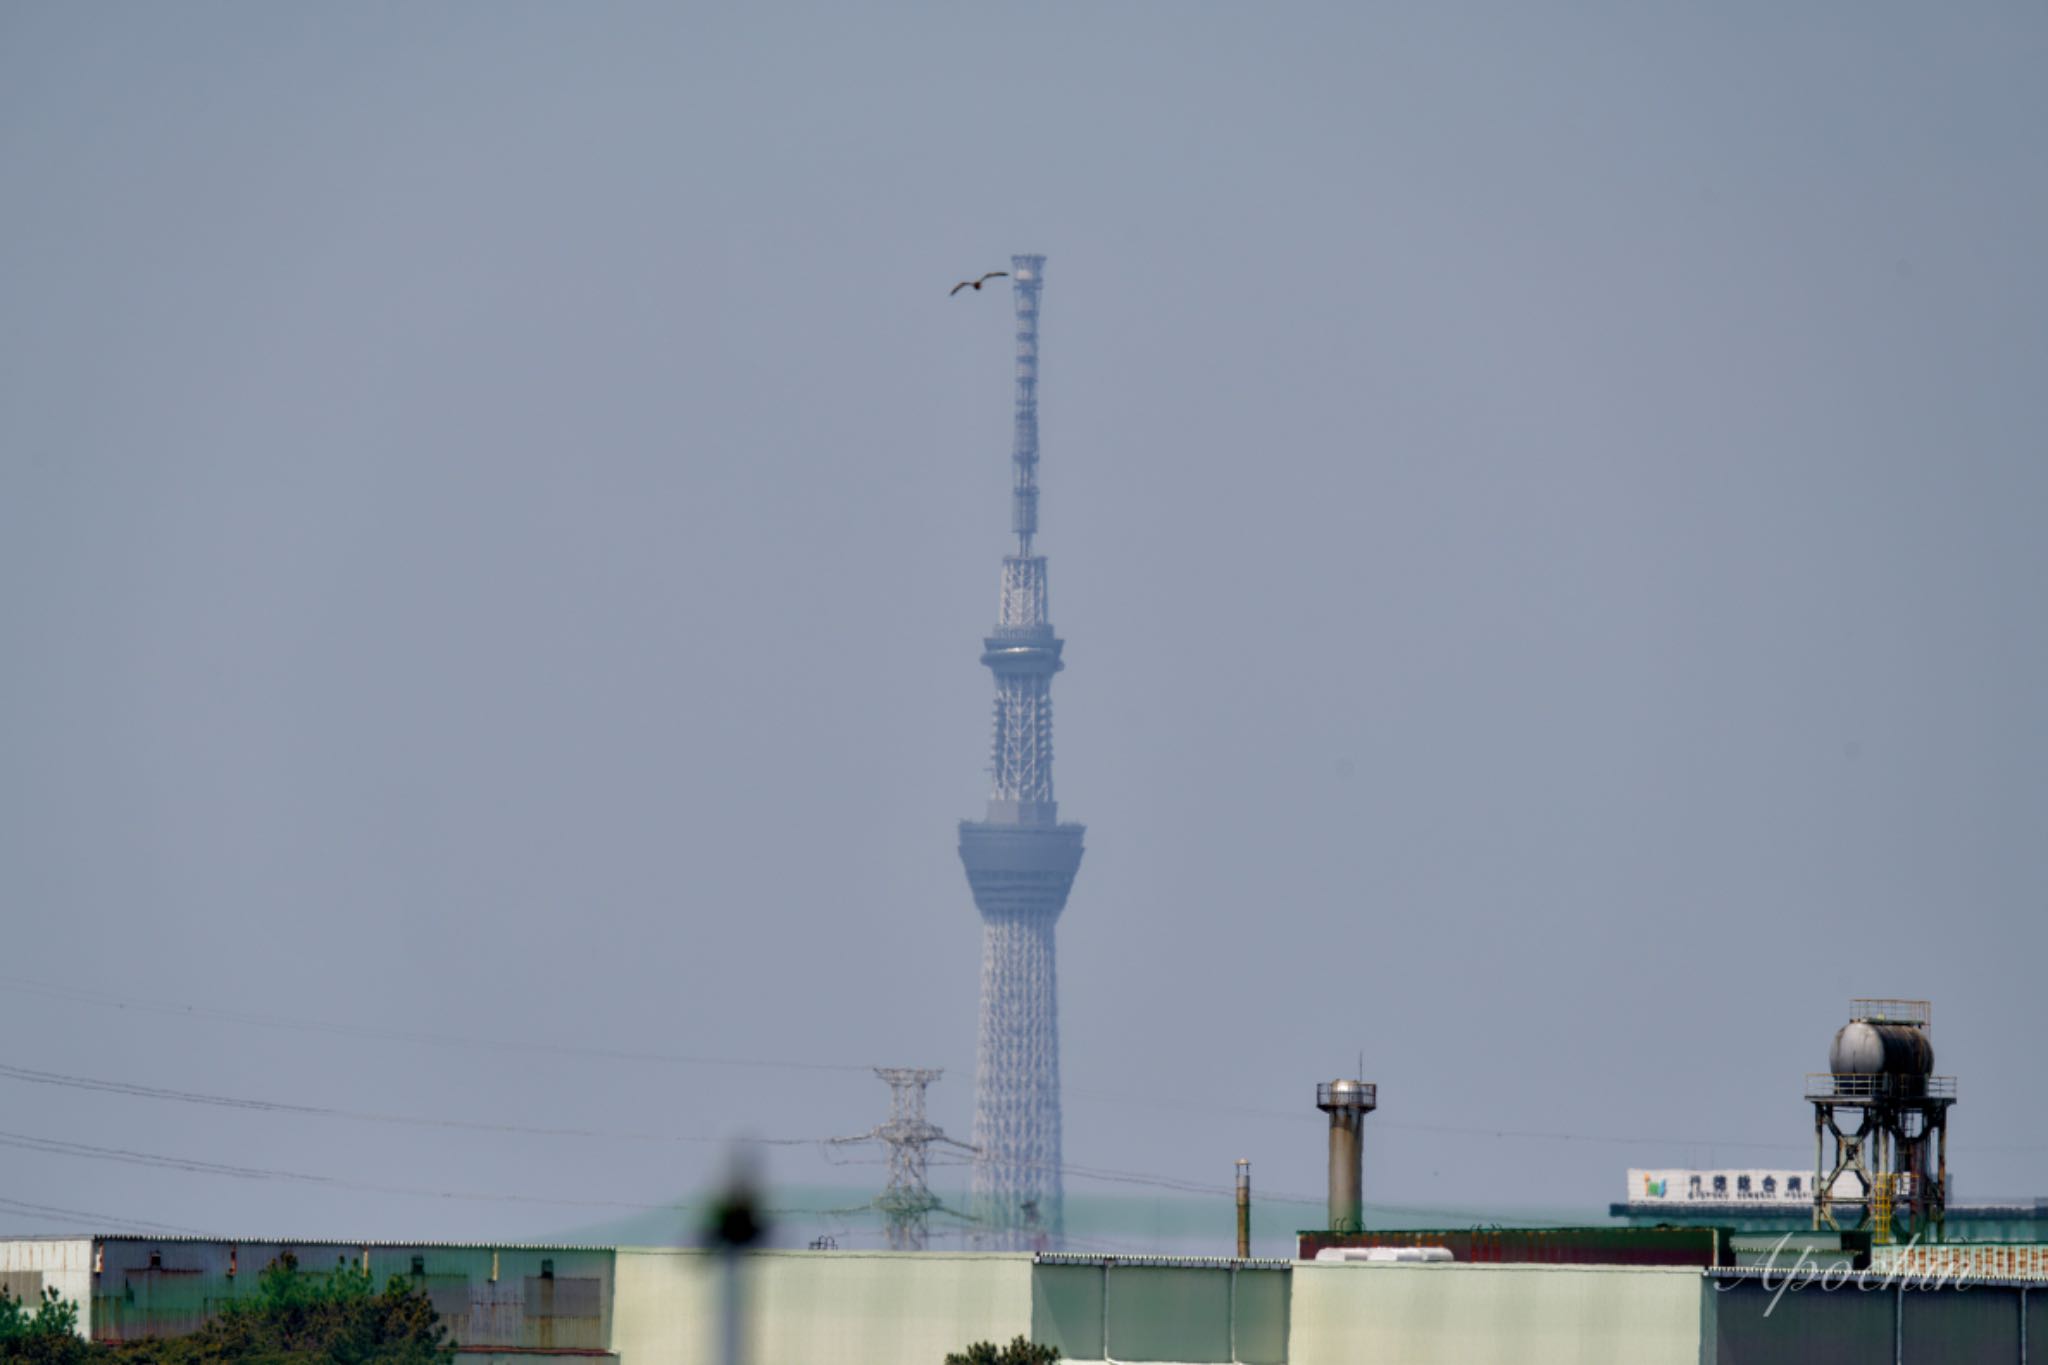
[706,1146,767,1365]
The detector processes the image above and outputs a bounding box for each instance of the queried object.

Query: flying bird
[950,271,1009,296]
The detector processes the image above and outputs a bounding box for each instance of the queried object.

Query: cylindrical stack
[1235,1159,1251,1258]
[1316,1080,1378,1234]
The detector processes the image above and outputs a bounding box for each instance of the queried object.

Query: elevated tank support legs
[1935,1119,1948,1245]
[1813,1111,1828,1231]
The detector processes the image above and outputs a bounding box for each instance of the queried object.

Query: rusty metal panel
[92,1240,239,1343]
[524,1275,603,1319]
[423,1275,471,1331]
[522,1275,605,1350]
[465,1278,526,1345]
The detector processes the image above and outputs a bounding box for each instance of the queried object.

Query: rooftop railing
[1849,998,1931,1027]
[1806,1073,1957,1103]
[1315,1081,1377,1111]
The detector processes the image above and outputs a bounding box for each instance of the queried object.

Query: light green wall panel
[1105,1265,1233,1362]
[1233,1269,1289,1365]
[1030,1263,1105,1360]
[612,1250,1034,1365]
[1289,1262,1701,1365]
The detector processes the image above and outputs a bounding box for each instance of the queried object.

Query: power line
[24,976,2007,1160]
[0,1126,802,1217]
[1068,1086,1813,1153]
[819,1159,1590,1235]
[0,975,867,1075]
[0,1104,1290,1221]
[0,1063,1349,1219]
[0,1120,1573,1245]
[0,1122,1299,1234]
[922,1149,1332,1209]
[1093,1089,1884,1154]
[0,1061,819,1148]
[0,1193,212,1237]
[1375,1120,1807,1153]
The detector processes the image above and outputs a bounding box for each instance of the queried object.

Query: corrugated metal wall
[1708,1277,2040,1364]
[1707,1280,1896,1364]
[1900,1288,2023,1361]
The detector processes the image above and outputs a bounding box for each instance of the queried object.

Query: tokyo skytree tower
[958,254,1084,1251]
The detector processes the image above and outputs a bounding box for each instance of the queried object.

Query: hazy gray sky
[3,2,2044,1248]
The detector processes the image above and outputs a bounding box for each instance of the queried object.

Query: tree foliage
[944,1336,1060,1365]
[114,1253,452,1365]
[3,1254,453,1365]
[0,1287,92,1365]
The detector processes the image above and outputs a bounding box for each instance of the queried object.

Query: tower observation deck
[959,255,1083,1250]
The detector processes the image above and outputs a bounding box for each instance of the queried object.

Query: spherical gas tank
[1829,1021,1935,1076]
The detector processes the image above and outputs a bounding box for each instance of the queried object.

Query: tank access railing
[1316,1082,1378,1110]
[1848,998,1931,1027]
[1805,1073,1957,1103]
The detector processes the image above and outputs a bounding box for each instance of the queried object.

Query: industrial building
[5,1236,2047,1364]
[1283,1047,2048,1360]
[0,1237,615,1362]
[0,1053,2039,1364]
[1613,1168,2048,1242]
[1614,1000,2048,1244]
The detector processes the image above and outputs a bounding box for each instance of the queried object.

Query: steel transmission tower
[830,1068,971,1251]
[958,254,1084,1250]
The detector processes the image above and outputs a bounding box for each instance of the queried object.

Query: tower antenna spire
[1009,254,1043,557]
[958,254,1085,1250]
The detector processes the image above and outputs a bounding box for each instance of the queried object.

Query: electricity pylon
[830,1067,975,1250]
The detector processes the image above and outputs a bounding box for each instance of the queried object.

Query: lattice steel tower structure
[830,1068,971,1251]
[959,254,1084,1250]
